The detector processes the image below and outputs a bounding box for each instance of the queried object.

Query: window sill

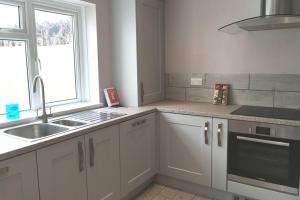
[0,102,104,129]
[50,102,104,117]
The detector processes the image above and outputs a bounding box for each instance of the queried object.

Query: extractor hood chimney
[219,0,300,34]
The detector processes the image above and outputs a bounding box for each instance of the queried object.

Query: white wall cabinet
[37,136,87,200]
[0,152,39,200]
[120,113,156,197]
[85,125,120,200]
[111,0,164,106]
[160,113,213,186]
[137,0,165,105]
[212,118,228,191]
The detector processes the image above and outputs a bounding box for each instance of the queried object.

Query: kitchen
[0,0,300,200]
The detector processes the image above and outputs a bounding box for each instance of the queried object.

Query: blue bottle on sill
[6,103,20,120]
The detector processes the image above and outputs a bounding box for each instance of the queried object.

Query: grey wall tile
[168,73,190,87]
[274,92,300,109]
[231,90,274,107]
[205,73,249,90]
[186,88,214,103]
[165,73,300,107]
[250,74,300,91]
[166,87,186,101]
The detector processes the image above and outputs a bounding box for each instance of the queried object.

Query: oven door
[228,133,300,195]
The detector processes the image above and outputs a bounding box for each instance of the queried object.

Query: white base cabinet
[85,125,120,200]
[120,113,156,197]
[160,113,229,191]
[212,118,228,191]
[37,136,87,200]
[160,113,213,186]
[0,152,39,200]
[37,126,121,200]
[0,111,230,200]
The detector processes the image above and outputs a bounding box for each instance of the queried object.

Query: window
[0,4,20,29]
[0,0,25,31]
[0,0,98,116]
[35,10,77,103]
[0,40,29,114]
[0,3,22,30]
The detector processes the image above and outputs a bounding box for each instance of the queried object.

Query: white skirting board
[121,177,155,200]
[124,175,300,200]
[155,175,233,200]
[228,181,300,200]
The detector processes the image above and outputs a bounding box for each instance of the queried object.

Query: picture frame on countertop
[104,87,120,107]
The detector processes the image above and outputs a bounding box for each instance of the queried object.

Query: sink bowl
[4,124,69,140]
[51,119,87,127]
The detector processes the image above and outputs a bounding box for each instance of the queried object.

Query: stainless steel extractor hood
[219,0,300,34]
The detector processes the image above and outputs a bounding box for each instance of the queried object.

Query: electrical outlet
[190,78,203,86]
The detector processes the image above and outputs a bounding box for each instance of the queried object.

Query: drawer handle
[217,124,222,147]
[89,138,95,168]
[132,119,147,127]
[0,167,9,177]
[140,82,144,104]
[204,122,209,145]
[78,142,84,172]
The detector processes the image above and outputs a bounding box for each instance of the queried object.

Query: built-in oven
[228,120,300,195]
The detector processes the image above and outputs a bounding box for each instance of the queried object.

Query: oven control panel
[228,120,300,141]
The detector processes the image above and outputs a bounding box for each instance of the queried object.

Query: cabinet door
[37,136,87,200]
[85,125,120,200]
[137,0,165,105]
[160,113,212,186]
[0,152,39,200]
[212,118,228,191]
[120,113,156,197]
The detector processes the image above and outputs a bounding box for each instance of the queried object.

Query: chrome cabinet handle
[132,119,147,127]
[89,138,95,168]
[78,142,84,172]
[0,167,9,177]
[140,82,144,104]
[217,124,222,147]
[204,122,209,145]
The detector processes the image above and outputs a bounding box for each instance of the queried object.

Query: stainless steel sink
[4,124,69,140]
[51,119,87,127]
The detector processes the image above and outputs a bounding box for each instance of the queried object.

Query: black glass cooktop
[231,106,300,121]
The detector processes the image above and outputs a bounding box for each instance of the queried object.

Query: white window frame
[0,0,90,114]
[32,2,83,106]
[0,0,26,33]
[0,0,31,112]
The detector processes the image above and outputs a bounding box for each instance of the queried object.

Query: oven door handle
[237,136,290,147]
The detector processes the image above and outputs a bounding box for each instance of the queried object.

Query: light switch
[191,78,203,86]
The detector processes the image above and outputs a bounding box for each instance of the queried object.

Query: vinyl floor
[135,184,211,200]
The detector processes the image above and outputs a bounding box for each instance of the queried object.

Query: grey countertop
[1,100,300,162]
[145,100,300,127]
[0,106,156,161]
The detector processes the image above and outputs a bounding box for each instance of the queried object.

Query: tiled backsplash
[166,73,300,109]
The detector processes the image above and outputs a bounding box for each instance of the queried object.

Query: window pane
[35,10,77,103]
[0,40,30,114]
[0,3,21,29]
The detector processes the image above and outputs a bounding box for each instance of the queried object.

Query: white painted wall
[165,0,300,74]
[110,0,139,106]
[82,0,114,102]
[81,0,139,106]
